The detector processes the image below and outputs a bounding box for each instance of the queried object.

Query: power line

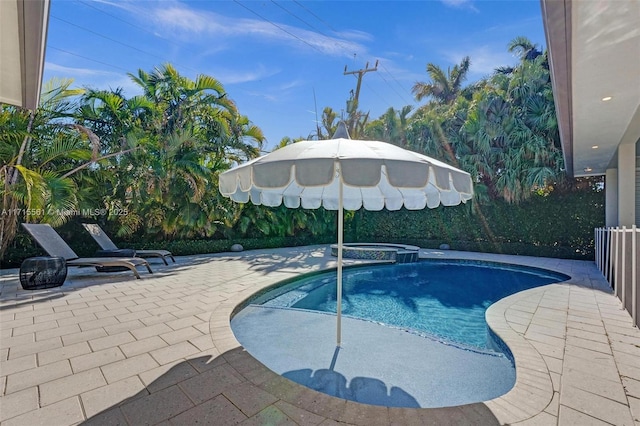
[48,46,129,72]
[75,0,201,58]
[55,0,414,113]
[270,0,322,35]
[362,80,391,110]
[49,14,201,75]
[77,0,149,32]
[289,3,413,110]
[235,0,407,113]
[271,0,355,58]
[232,0,324,54]
[378,63,412,105]
[51,15,179,67]
[292,0,338,33]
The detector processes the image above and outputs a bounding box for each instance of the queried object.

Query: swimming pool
[248,260,568,351]
[231,259,569,407]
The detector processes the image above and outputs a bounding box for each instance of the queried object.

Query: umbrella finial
[332,121,351,139]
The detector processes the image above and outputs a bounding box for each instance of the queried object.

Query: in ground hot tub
[330,242,420,263]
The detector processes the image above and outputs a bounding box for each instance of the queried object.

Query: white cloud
[195,45,230,60]
[441,0,469,6]
[244,91,280,103]
[242,79,306,105]
[90,0,138,13]
[441,0,479,12]
[211,65,280,85]
[142,2,369,58]
[153,5,227,35]
[45,62,114,77]
[442,45,515,79]
[278,79,305,91]
[44,62,142,96]
[333,29,374,42]
[483,17,542,36]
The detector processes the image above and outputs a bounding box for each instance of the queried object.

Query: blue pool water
[255,260,568,351]
[232,260,569,407]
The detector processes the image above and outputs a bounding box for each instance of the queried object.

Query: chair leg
[126,265,141,279]
[161,256,169,266]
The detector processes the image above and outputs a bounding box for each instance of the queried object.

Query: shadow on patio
[81,347,501,425]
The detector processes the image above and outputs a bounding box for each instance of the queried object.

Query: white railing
[595,226,639,328]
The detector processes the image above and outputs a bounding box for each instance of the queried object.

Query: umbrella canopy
[219,124,473,345]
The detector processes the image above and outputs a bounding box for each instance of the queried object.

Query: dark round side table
[19,256,67,290]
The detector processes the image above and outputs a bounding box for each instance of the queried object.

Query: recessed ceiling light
[584,167,593,172]
[592,145,599,149]
[602,96,612,102]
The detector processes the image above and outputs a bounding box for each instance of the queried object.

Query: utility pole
[344,60,378,112]
[343,60,378,135]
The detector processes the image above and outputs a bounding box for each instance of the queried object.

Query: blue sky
[44,0,546,151]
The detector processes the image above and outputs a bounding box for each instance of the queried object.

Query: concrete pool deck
[1,246,639,425]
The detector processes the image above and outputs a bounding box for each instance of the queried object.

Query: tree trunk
[10,111,35,184]
[0,181,20,260]
[2,110,35,260]
[472,201,503,253]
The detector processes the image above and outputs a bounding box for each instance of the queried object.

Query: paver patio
[1,246,639,425]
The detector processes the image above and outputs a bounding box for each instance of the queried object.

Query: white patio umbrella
[219,123,473,346]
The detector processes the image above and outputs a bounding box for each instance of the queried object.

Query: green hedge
[1,231,335,268]
[2,189,604,268]
[353,190,604,259]
[132,235,335,256]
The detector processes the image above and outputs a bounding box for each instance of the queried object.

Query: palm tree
[412,56,471,104]
[1,79,124,258]
[458,65,563,204]
[364,105,412,146]
[77,88,153,152]
[129,64,236,137]
[274,136,308,150]
[508,36,542,62]
[316,107,339,140]
[105,64,264,239]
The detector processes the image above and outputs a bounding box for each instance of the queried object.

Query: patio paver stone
[1,246,639,425]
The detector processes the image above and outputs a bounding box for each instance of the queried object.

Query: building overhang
[541,0,640,178]
[0,0,50,110]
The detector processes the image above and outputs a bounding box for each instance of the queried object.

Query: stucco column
[606,168,619,227]
[617,143,636,226]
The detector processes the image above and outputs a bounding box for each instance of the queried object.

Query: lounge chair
[81,223,175,265]
[21,223,153,279]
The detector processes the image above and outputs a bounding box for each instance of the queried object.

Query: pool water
[233,260,569,407]
[258,261,568,351]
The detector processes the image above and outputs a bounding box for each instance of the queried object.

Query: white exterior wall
[606,168,619,227]
[618,144,636,226]
[636,156,640,225]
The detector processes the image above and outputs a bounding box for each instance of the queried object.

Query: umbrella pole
[336,178,343,347]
